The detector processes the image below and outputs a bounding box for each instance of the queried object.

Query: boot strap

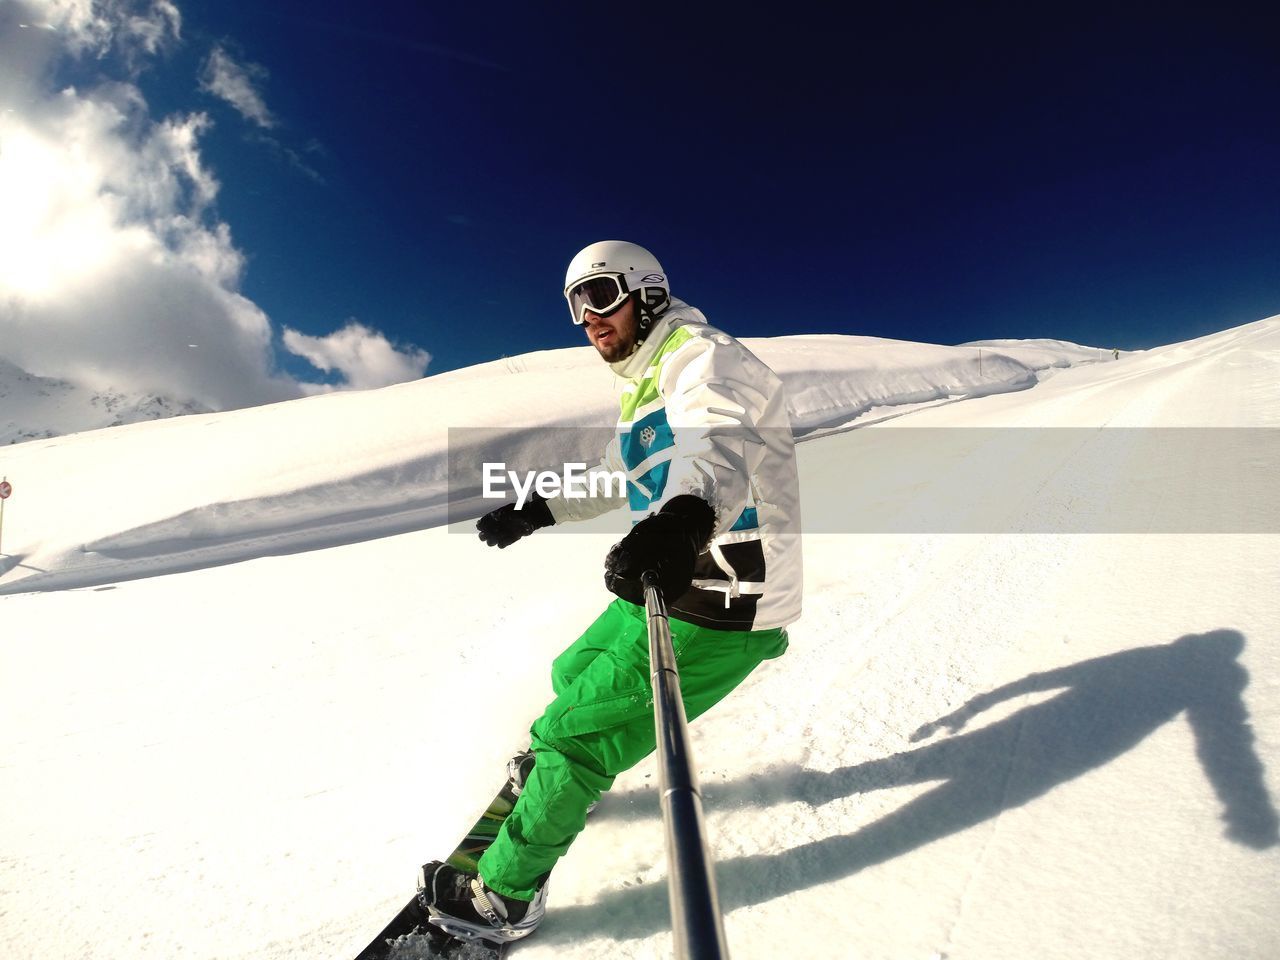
[469,878,504,927]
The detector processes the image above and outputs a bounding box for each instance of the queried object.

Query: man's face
[583,296,639,362]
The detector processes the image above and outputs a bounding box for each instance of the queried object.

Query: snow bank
[0,334,1094,593]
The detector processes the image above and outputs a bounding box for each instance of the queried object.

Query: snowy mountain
[0,355,210,445]
[1,320,1277,960]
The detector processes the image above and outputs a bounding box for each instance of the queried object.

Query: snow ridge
[0,334,1098,594]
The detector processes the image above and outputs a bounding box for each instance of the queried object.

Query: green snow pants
[477,598,788,901]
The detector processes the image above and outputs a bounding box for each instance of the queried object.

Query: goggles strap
[635,286,670,342]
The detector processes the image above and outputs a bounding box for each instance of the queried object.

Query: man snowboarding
[418,240,804,946]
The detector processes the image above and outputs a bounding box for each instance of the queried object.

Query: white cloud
[282,322,431,392]
[199,44,276,129]
[0,1,428,414]
[247,129,325,184]
[32,0,181,62]
[0,85,296,408]
[198,46,325,181]
[121,0,181,59]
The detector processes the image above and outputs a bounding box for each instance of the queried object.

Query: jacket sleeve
[545,433,628,523]
[657,334,776,539]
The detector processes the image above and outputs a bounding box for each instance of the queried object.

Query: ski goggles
[565,273,632,325]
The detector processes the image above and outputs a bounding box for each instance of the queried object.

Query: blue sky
[3,1,1278,402]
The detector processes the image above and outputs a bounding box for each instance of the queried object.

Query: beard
[594,332,637,362]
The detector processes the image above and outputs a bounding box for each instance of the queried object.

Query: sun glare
[0,125,126,300]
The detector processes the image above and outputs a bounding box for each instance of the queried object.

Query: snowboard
[354,782,519,960]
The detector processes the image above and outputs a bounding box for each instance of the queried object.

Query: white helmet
[563,240,671,334]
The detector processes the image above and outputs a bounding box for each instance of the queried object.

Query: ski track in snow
[937,694,1033,959]
[2,320,1279,959]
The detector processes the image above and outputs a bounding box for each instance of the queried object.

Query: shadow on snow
[543,629,1278,944]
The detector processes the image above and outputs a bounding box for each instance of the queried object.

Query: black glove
[476,493,555,548]
[604,495,716,605]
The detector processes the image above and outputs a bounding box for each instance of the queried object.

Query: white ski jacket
[548,300,803,631]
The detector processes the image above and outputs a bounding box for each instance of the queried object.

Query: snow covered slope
[1,320,1277,960]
